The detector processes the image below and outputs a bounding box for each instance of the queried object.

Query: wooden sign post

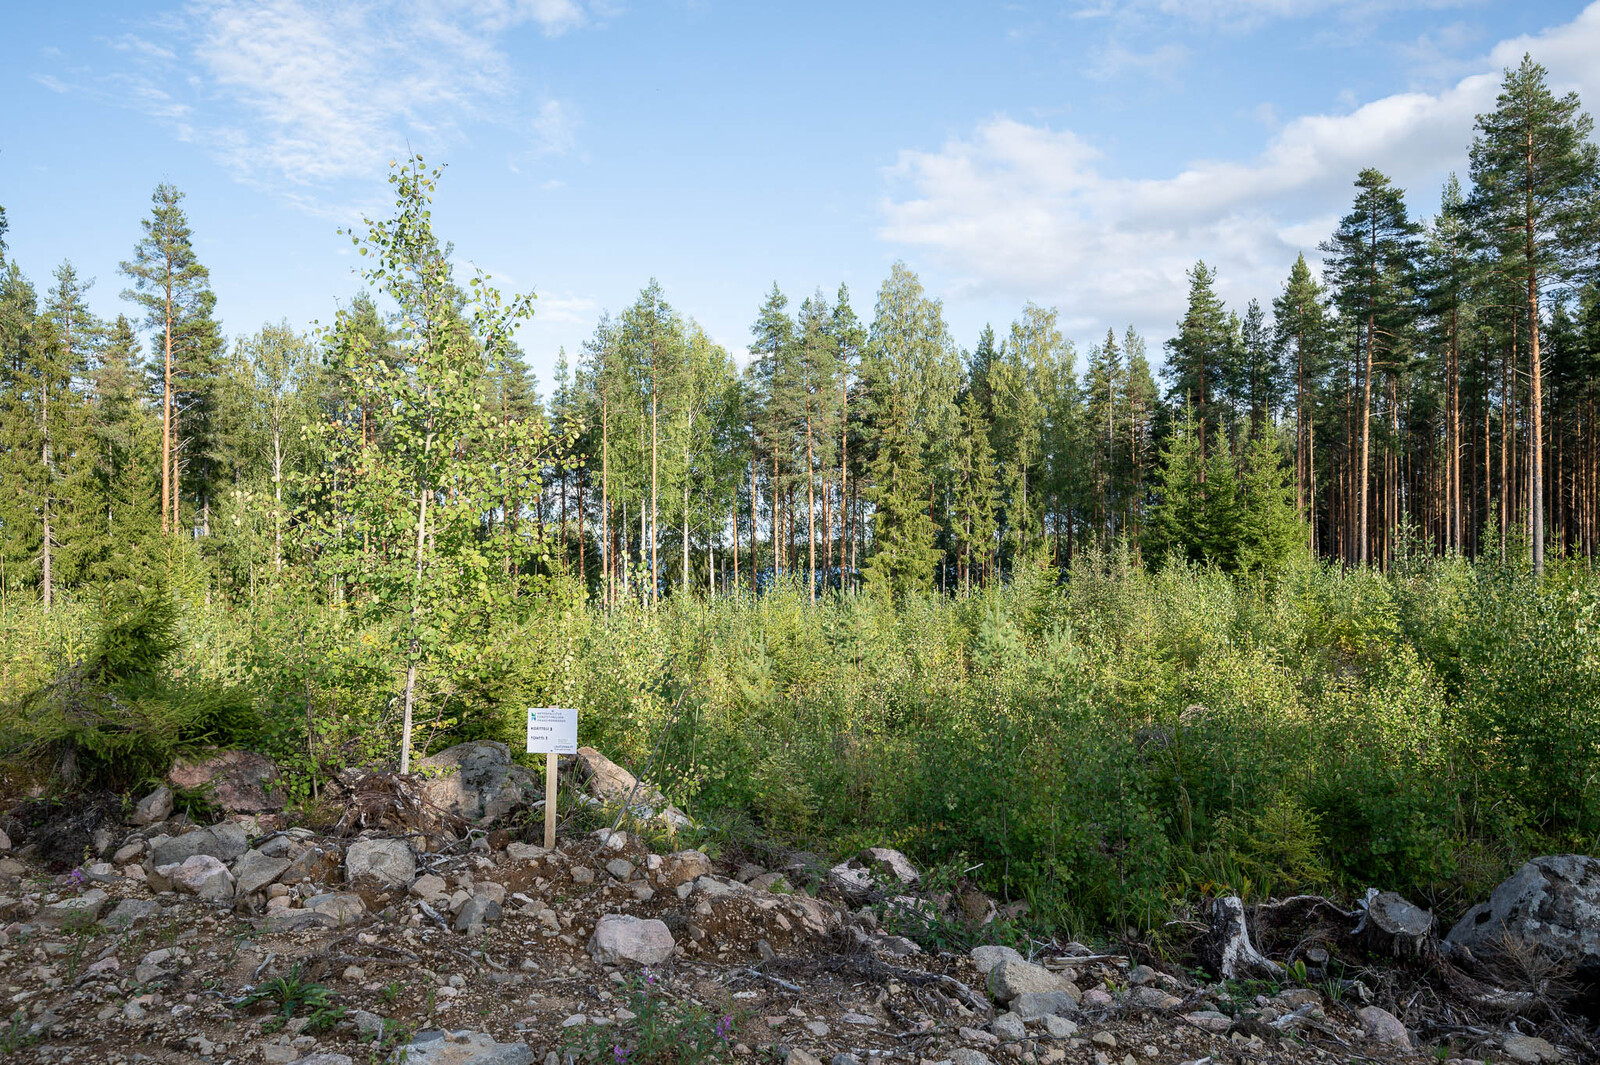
[526,708,580,850]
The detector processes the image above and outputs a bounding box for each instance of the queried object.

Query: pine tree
[1320,168,1420,566]
[1273,254,1331,545]
[1469,54,1600,575]
[1236,429,1303,574]
[120,184,221,536]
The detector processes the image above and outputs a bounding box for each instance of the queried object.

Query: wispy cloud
[85,0,599,205]
[1085,40,1189,81]
[881,2,1600,338]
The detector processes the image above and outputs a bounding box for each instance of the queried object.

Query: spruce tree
[1163,262,1232,462]
[85,315,161,584]
[863,389,939,600]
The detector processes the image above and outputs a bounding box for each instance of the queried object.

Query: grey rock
[159,854,235,899]
[233,849,293,895]
[1357,1006,1411,1050]
[418,741,540,824]
[297,1056,355,1065]
[394,1030,535,1065]
[130,785,173,826]
[970,945,1026,973]
[991,1013,1026,1041]
[949,1050,994,1065]
[345,838,416,887]
[149,822,249,867]
[831,1055,861,1065]
[411,873,449,900]
[660,850,713,889]
[39,889,108,927]
[574,746,691,830]
[454,894,503,932]
[1124,986,1179,1010]
[785,1051,824,1065]
[1042,1015,1079,1039]
[101,898,160,930]
[279,844,336,885]
[303,892,366,923]
[261,909,339,932]
[987,958,1068,1002]
[605,858,636,881]
[1501,1035,1558,1064]
[1009,991,1077,1020]
[588,913,675,965]
[1447,855,1600,975]
[857,846,920,886]
[351,1009,387,1038]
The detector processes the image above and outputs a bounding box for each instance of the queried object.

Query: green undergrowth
[6,550,1600,936]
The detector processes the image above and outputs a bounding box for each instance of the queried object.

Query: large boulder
[1446,854,1600,975]
[417,741,539,824]
[574,747,691,830]
[588,913,675,965]
[168,750,283,813]
[149,823,249,867]
[345,838,415,887]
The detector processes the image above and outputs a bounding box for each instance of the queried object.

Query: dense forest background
[4,57,1600,931]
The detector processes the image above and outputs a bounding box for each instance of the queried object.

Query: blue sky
[4,0,1598,389]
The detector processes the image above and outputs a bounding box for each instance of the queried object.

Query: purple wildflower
[613,1045,629,1065]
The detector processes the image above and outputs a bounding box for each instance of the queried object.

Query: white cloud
[881,2,1600,341]
[1086,40,1189,81]
[103,0,595,195]
[536,292,599,327]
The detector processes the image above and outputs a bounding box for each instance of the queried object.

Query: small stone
[1042,1016,1078,1039]
[832,1055,863,1065]
[959,1027,999,1047]
[131,785,174,826]
[113,842,145,865]
[950,1050,994,1065]
[1357,1006,1410,1050]
[970,945,1026,973]
[606,858,636,881]
[351,1010,386,1037]
[988,959,1069,1003]
[1091,1032,1117,1049]
[303,893,366,923]
[40,889,108,927]
[840,1012,877,1026]
[992,1013,1026,1042]
[454,894,503,933]
[160,854,235,899]
[563,1014,588,1027]
[571,866,594,884]
[786,1051,824,1065]
[804,1021,831,1038]
[1501,1035,1558,1064]
[410,873,448,900]
[589,914,674,965]
[232,849,292,896]
[1010,991,1077,1020]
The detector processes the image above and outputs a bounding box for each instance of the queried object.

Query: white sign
[526,707,579,755]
